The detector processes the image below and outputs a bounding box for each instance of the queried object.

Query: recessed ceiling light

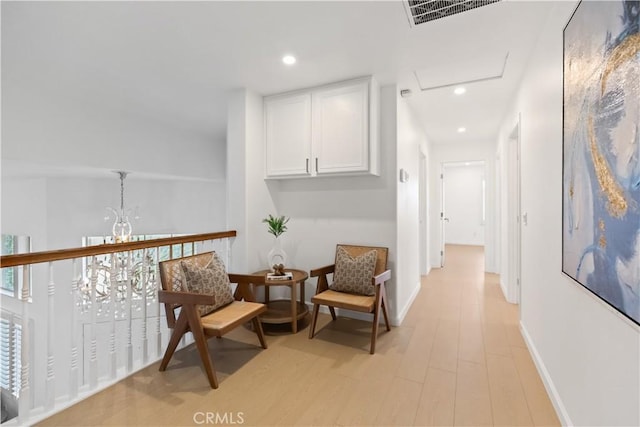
[458,127,466,133]
[282,55,296,65]
[454,87,466,95]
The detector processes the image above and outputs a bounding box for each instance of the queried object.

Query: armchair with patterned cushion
[308,244,392,354]
[158,252,267,389]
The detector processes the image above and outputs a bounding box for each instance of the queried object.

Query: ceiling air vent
[405,0,501,26]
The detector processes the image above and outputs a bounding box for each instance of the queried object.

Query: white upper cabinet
[313,80,369,175]
[264,92,312,177]
[264,77,379,179]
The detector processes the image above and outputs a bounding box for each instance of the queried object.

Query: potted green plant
[262,214,289,238]
[263,214,289,272]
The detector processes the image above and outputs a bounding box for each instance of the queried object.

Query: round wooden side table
[252,269,309,333]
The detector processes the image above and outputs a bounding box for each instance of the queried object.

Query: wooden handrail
[0,230,237,268]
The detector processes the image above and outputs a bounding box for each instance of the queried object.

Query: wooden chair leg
[370,289,385,354]
[329,306,337,321]
[370,306,381,355]
[252,317,267,349]
[309,304,320,339]
[381,297,391,331]
[159,310,189,372]
[185,307,218,389]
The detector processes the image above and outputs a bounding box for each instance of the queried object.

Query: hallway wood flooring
[40,244,560,426]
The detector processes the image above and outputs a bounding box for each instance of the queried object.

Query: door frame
[440,160,486,268]
[506,115,522,304]
[419,149,429,275]
[440,163,447,267]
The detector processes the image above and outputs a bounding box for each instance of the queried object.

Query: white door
[312,80,369,175]
[264,93,312,177]
[443,163,486,246]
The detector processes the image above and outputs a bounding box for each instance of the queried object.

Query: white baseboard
[520,322,572,426]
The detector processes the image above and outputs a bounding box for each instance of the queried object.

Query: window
[1,235,31,299]
[0,314,22,400]
[1,235,16,294]
[82,234,194,265]
[80,234,195,307]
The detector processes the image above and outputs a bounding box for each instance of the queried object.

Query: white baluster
[69,259,79,399]
[45,262,55,410]
[141,248,149,364]
[154,247,162,358]
[109,253,117,379]
[18,266,30,424]
[89,256,98,389]
[126,251,133,372]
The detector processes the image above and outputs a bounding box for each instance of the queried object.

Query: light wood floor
[41,244,559,426]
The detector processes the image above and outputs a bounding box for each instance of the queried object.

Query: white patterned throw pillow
[180,252,234,316]
[330,247,377,296]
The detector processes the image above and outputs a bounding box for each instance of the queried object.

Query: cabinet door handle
[306,158,309,174]
[315,158,319,173]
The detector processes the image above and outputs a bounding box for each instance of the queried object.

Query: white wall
[429,142,497,272]
[2,22,226,182]
[396,93,431,321]
[225,89,252,273]
[443,163,485,246]
[498,2,640,425]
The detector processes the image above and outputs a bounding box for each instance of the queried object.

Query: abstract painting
[563,0,639,326]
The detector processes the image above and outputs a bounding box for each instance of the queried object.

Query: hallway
[41,245,559,426]
[409,244,559,426]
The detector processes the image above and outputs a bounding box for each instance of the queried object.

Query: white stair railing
[0,231,235,426]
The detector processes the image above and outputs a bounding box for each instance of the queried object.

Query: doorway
[440,160,486,268]
[505,119,522,304]
[419,150,429,275]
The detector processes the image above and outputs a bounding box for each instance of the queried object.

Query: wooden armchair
[158,252,267,389]
[308,244,391,354]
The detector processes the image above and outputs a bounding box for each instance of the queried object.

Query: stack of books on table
[266,272,293,280]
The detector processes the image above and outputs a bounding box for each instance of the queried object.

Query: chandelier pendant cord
[119,171,128,217]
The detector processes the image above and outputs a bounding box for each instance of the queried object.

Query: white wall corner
[520,322,573,427]
[393,280,421,326]
[499,275,510,303]
[226,88,249,273]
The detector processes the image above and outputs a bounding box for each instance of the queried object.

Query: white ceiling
[2,0,555,166]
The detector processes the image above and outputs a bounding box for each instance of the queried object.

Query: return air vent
[405,0,501,25]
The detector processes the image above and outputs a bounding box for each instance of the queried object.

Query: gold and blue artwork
[563,0,640,325]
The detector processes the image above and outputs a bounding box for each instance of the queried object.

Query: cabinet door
[264,93,312,177]
[312,80,369,175]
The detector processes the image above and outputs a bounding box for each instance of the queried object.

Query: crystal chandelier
[75,250,158,316]
[105,171,137,243]
[74,170,156,316]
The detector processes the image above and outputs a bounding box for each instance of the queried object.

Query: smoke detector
[400,89,413,98]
